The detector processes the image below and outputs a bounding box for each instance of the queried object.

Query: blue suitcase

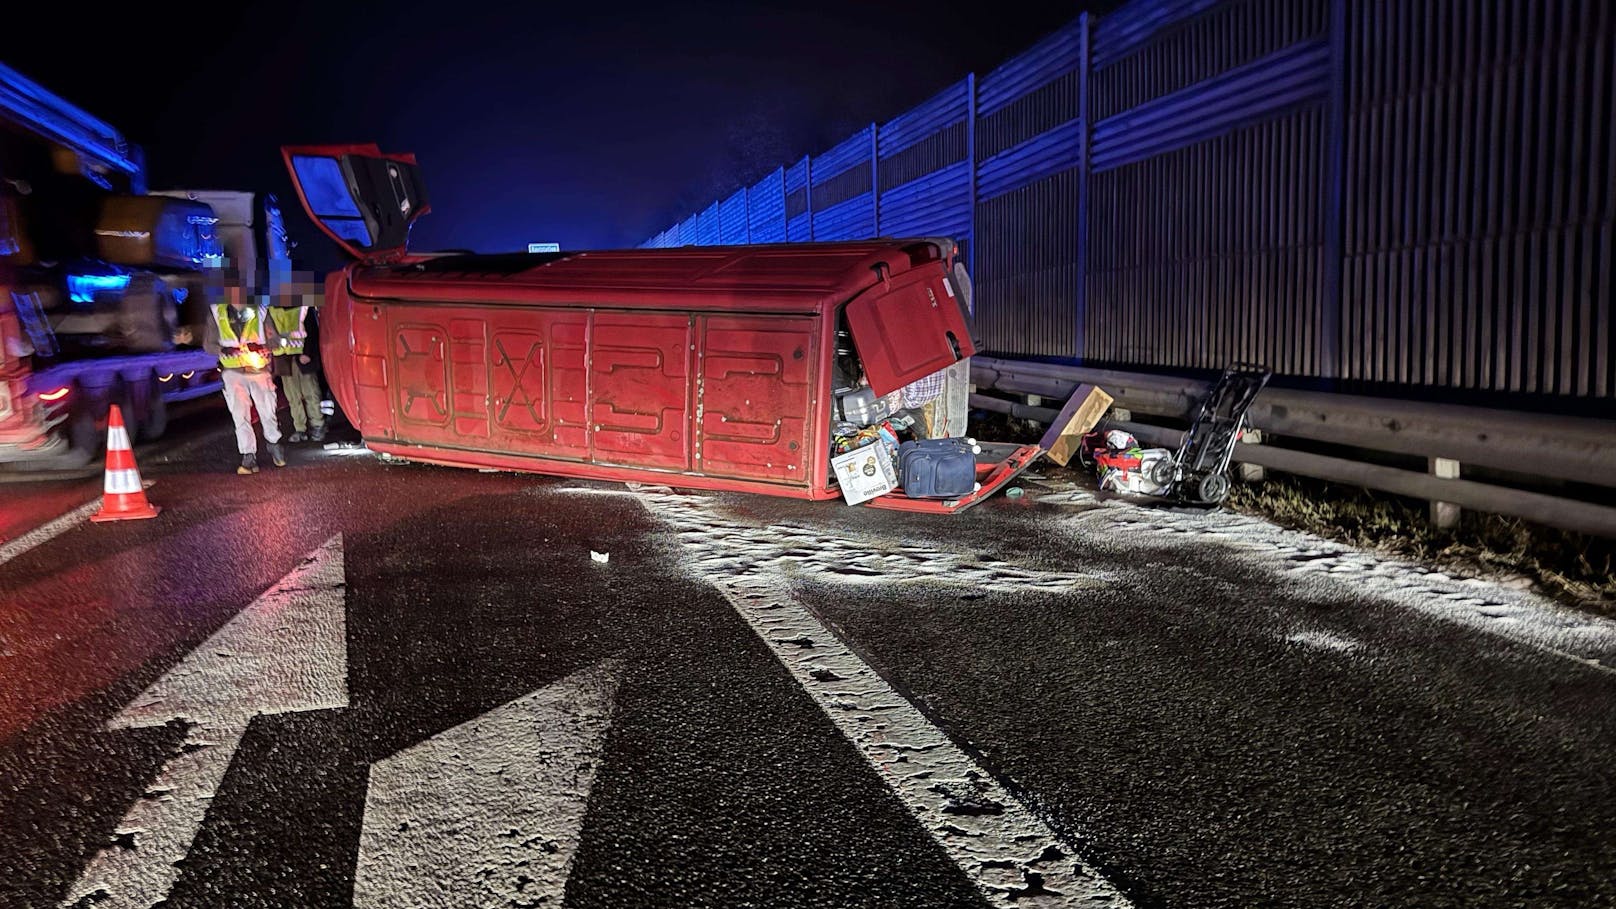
[898,438,980,498]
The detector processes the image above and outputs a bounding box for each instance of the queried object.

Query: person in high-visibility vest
[269,303,326,442]
[203,286,285,474]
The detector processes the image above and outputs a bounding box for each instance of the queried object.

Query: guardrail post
[1238,429,1266,483]
[1429,457,1461,529]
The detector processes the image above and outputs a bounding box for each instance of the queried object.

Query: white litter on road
[590,550,610,564]
[1285,629,1364,653]
[353,662,621,909]
[1044,481,1616,675]
[550,485,644,498]
[637,491,1129,908]
[61,535,349,909]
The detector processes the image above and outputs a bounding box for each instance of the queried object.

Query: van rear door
[843,262,976,396]
[280,145,428,264]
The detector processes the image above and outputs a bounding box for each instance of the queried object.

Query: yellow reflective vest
[213,304,269,370]
[269,305,309,356]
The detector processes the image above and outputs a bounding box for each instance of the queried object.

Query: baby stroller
[1148,364,1271,505]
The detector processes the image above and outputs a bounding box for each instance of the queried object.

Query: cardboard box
[1038,384,1115,466]
[830,438,899,505]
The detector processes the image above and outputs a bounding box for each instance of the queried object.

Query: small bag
[1096,445,1174,496]
[898,437,980,498]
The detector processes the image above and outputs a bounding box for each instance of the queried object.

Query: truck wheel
[66,391,100,467]
[110,382,139,443]
[138,377,169,441]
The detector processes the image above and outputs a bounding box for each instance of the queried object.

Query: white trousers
[222,369,281,454]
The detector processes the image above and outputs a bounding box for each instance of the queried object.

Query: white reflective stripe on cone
[105,468,142,494]
[107,425,132,450]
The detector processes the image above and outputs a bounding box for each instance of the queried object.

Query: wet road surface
[2,414,1613,908]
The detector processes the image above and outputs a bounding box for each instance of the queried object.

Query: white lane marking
[637,492,1129,908]
[61,535,348,909]
[637,495,1102,595]
[1061,487,1616,675]
[353,661,621,909]
[0,498,100,566]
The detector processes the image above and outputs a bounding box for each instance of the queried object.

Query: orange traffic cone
[90,405,160,522]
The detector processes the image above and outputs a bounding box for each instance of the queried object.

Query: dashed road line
[636,491,1130,907]
[0,498,101,566]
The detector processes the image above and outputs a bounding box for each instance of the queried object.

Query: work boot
[238,454,258,475]
[310,423,327,443]
[287,431,307,443]
[269,443,287,468]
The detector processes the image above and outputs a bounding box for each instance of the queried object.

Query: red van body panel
[292,145,1035,511]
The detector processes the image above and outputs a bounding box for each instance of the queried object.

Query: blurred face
[227,286,248,309]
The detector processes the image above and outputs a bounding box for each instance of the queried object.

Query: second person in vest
[269,304,325,442]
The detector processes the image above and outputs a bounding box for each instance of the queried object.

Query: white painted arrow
[61,535,349,909]
[352,661,621,909]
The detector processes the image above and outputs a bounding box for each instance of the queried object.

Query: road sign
[528,242,560,253]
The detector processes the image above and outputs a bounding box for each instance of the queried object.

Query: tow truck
[0,61,293,468]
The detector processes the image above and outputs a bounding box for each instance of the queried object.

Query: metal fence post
[967,71,977,282]
[868,122,878,237]
[1075,12,1091,363]
[805,155,814,242]
[1321,0,1347,381]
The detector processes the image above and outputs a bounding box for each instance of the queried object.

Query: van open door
[281,145,428,264]
[843,256,976,395]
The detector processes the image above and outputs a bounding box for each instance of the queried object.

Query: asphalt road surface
[2,406,1613,908]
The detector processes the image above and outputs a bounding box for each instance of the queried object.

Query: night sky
[6,1,1105,272]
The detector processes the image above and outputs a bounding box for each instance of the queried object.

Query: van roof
[347,240,948,314]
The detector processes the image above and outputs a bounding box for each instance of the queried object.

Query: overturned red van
[282,144,1041,512]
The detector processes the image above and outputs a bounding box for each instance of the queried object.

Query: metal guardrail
[970,357,1616,539]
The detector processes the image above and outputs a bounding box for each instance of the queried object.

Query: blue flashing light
[67,273,132,302]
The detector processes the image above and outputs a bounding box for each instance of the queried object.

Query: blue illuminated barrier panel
[643,0,1616,404]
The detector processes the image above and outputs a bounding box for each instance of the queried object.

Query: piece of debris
[1039,383,1114,466]
[590,550,609,564]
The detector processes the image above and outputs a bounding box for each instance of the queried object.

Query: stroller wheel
[1196,472,1230,505]
[1145,458,1175,489]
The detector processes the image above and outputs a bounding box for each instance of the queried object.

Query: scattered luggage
[830,436,899,505]
[897,437,981,498]
[1084,430,1174,496]
[1079,364,1271,507]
